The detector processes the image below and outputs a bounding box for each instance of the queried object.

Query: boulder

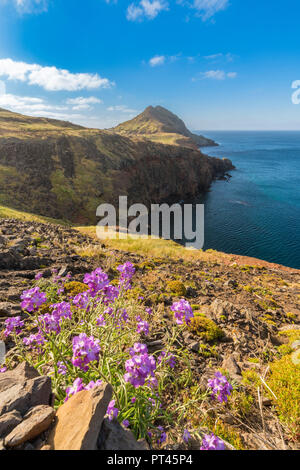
[46,383,112,450]
[0,364,51,416]
[98,418,149,450]
[4,405,55,448]
[0,410,22,438]
[222,355,242,382]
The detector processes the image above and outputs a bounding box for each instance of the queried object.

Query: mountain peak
[111,105,217,149]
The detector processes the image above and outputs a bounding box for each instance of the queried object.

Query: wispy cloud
[0,58,114,91]
[149,55,166,67]
[190,0,230,20]
[193,69,237,80]
[0,93,68,113]
[107,105,138,113]
[10,0,49,14]
[66,96,102,110]
[126,0,168,22]
[204,52,234,62]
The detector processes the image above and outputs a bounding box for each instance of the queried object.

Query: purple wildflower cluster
[23,333,45,349]
[124,343,157,388]
[65,377,103,401]
[200,433,225,450]
[106,400,119,421]
[136,316,149,336]
[83,267,109,297]
[157,426,167,445]
[71,333,100,371]
[37,301,72,335]
[20,287,47,312]
[117,262,135,290]
[170,299,194,325]
[207,372,233,403]
[4,317,24,337]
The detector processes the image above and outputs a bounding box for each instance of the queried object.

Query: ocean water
[192,131,300,269]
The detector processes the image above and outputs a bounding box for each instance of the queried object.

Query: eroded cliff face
[0,133,234,223]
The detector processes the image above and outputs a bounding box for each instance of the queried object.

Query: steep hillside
[0,107,233,224]
[110,106,217,149]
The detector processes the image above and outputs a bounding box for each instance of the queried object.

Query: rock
[58,265,68,277]
[4,405,55,448]
[210,299,238,320]
[26,376,52,408]
[46,384,112,450]
[222,355,242,381]
[0,341,5,366]
[0,302,21,317]
[0,365,51,416]
[10,362,40,382]
[40,444,51,450]
[188,341,200,352]
[0,410,22,438]
[98,418,149,450]
[0,439,5,451]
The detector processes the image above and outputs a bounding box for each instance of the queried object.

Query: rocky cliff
[111,105,217,149]
[0,107,234,223]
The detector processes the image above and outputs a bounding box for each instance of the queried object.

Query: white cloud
[0,93,69,114]
[149,55,165,67]
[190,0,229,20]
[195,69,237,80]
[12,0,49,14]
[0,58,114,91]
[107,105,138,113]
[126,0,168,21]
[66,96,102,110]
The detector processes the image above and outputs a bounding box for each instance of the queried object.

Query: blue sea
[193,131,300,269]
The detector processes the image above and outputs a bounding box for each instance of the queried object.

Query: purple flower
[207,372,233,404]
[96,315,106,327]
[65,378,85,401]
[131,397,136,403]
[170,299,194,325]
[71,333,100,371]
[117,262,135,290]
[106,400,119,421]
[145,308,153,315]
[35,272,43,280]
[157,426,167,445]
[200,433,225,450]
[38,313,61,334]
[57,361,67,375]
[20,287,47,312]
[0,366,7,373]
[183,429,191,443]
[23,333,45,349]
[124,343,156,388]
[102,284,119,304]
[85,379,103,390]
[136,318,149,336]
[73,291,91,310]
[4,316,24,337]
[122,419,130,428]
[51,301,72,319]
[83,268,109,297]
[65,378,103,401]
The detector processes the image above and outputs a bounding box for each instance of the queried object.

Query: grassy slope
[0,204,70,226]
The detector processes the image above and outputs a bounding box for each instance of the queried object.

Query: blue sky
[0,0,300,130]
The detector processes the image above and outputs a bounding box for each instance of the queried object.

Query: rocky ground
[0,218,299,450]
